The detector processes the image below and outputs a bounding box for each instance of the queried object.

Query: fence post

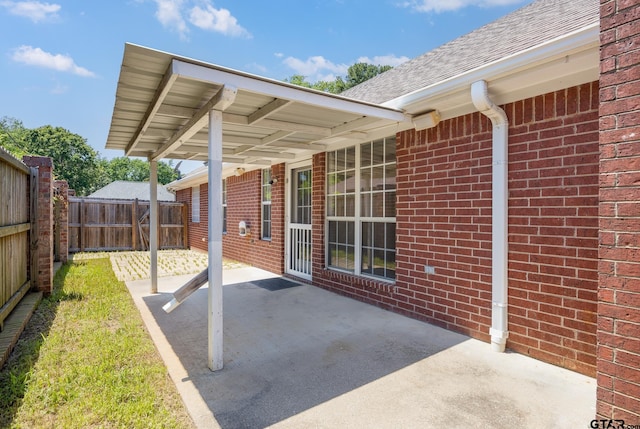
[53,180,69,263]
[28,167,38,290]
[132,198,138,251]
[80,199,85,252]
[158,203,162,250]
[22,156,53,294]
[182,203,188,248]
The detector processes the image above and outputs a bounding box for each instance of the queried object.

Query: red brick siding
[23,156,54,293]
[311,153,326,277]
[507,83,600,376]
[177,164,285,274]
[312,83,600,376]
[598,0,640,420]
[395,115,495,337]
[53,180,69,263]
[176,186,207,253]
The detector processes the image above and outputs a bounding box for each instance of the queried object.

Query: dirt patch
[71,250,247,282]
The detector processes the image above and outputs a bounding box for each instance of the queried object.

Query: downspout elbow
[471,80,508,127]
[471,80,509,353]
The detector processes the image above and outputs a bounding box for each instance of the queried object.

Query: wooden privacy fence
[68,197,187,252]
[0,149,35,330]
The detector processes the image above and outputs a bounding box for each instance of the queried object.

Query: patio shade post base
[162,268,209,313]
[162,298,179,313]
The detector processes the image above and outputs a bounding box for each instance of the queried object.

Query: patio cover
[104,43,411,370]
[106,43,409,167]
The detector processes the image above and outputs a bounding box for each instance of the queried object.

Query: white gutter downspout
[471,80,509,352]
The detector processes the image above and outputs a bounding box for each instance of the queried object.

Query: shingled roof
[342,0,599,105]
[88,181,175,201]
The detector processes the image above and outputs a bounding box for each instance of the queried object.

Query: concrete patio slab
[126,267,596,429]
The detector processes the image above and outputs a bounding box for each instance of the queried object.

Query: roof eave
[383,23,600,119]
[166,167,208,191]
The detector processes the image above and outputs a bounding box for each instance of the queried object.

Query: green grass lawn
[0,258,194,428]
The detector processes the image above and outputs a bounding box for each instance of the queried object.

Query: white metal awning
[104,43,412,372]
[105,43,410,167]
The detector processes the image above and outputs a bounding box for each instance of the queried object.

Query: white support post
[150,160,158,294]
[208,109,224,371]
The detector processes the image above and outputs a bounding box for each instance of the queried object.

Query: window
[262,168,272,240]
[222,179,227,233]
[326,137,396,280]
[191,186,200,223]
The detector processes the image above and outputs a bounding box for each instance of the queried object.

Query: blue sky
[0,0,529,173]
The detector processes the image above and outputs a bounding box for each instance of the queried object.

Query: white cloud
[357,54,410,67]
[146,0,250,40]
[0,1,60,22]
[282,54,410,82]
[189,3,251,38]
[153,0,189,39]
[282,55,349,82]
[403,0,523,13]
[11,45,96,77]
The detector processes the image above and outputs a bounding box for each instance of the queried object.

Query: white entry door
[286,165,312,280]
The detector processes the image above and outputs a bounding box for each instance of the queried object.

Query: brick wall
[598,0,640,420]
[311,153,326,278]
[312,83,600,376]
[53,180,69,263]
[506,83,600,375]
[176,186,207,253]
[23,156,54,293]
[176,163,285,274]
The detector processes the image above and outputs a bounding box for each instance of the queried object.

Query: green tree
[97,156,180,186]
[0,117,28,156]
[283,74,313,88]
[24,125,100,196]
[1,117,182,195]
[344,63,392,88]
[284,62,391,94]
[1,118,101,196]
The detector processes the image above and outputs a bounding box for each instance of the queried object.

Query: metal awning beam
[261,130,294,145]
[157,104,196,118]
[222,112,332,136]
[150,85,238,162]
[248,98,292,124]
[236,149,296,159]
[125,62,178,156]
[264,141,326,151]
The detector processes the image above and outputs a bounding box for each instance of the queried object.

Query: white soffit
[105,44,409,167]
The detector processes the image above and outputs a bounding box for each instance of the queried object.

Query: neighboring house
[108,0,640,419]
[88,181,175,201]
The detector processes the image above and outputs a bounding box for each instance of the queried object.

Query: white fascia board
[167,163,255,190]
[171,59,409,123]
[383,24,599,113]
[166,168,208,191]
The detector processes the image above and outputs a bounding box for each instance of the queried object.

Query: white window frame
[222,179,227,234]
[261,168,272,240]
[191,185,200,223]
[326,137,396,281]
